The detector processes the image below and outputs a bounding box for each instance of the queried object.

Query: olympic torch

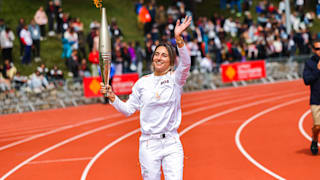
[99,7,112,97]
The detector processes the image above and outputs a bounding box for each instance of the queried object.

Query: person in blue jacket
[303,39,320,155]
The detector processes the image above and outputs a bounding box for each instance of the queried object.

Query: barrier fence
[0,55,310,114]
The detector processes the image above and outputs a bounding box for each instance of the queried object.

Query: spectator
[37,63,49,77]
[113,44,124,75]
[16,18,25,59]
[121,42,131,73]
[134,41,145,75]
[20,24,33,65]
[34,6,48,40]
[12,72,28,90]
[48,65,64,85]
[0,19,5,32]
[72,17,84,32]
[86,27,97,51]
[61,12,70,35]
[64,27,78,50]
[56,7,64,35]
[3,59,17,80]
[92,29,99,53]
[0,69,11,93]
[88,47,99,77]
[128,41,137,72]
[28,70,50,93]
[0,27,15,63]
[29,19,41,62]
[79,58,91,77]
[187,38,199,71]
[200,54,213,73]
[66,50,80,78]
[46,1,56,36]
[110,23,123,41]
[230,0,242,17]
[61,37,73,59]
[155,5,167,35]
[77,30,87,59]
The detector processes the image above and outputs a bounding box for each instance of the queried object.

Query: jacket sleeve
[110,81,141,116]
[174,45,191,87]
[303,60,320,85]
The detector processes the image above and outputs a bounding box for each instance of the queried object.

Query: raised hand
[174,15,192,38]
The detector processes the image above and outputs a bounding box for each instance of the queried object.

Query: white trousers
[139,132,184,180]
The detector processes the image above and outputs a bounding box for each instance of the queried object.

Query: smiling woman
[100,15,192,180]
[152,44,176,76]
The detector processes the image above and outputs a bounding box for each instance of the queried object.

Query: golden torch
[98,7,112,97]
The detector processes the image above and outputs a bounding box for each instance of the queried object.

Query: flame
[93,0,102,9]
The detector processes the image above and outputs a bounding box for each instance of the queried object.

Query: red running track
[0,80,316,180]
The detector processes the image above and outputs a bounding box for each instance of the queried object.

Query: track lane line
[0,114,123,151]
[28,157,93,165]
[0,117,136,180]
[80,91,306,180]
[2,89,300,179]
[298,110,312,141]
[0,85,276,152]
[235,97,307,180]
[0,90,271,179]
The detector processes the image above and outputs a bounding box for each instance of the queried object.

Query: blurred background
[0,0,319,114]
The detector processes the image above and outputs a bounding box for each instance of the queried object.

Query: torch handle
[100,52,112,98]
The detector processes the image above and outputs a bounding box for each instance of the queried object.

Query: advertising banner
[83,73,139,97]
[221,60,266,83]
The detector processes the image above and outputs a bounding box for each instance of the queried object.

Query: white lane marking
[298,110,312,141]
[0,117,136,180]
[0,87,278,151]
[28,157,92,165]
[80,91,306,180]
[2,90,277,179]
[0,135,30,142]
[179,92,305,136]
[0,89,266,179]
[81,129,140,180]
[235,97,307,180]
[0,114,122,151]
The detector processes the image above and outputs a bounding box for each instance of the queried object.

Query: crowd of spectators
[134,0,319,74]
[0,0,67,94]
[1,0,320,94]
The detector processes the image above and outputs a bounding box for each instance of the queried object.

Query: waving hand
[174,15,192,38]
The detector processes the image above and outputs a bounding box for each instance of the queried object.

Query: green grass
[2,0,320,76]
[1,0,143,76]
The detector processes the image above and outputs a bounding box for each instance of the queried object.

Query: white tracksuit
[111,45,190,180]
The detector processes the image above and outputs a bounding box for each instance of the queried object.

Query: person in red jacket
[88,48,99,76]
[19,24,33,64]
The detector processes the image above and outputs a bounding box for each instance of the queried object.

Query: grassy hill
[1,0,143,76]
[1,0,320,76]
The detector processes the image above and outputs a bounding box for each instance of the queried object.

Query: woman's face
[153,46,170,75]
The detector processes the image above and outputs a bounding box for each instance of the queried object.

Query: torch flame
[93,0,102,9]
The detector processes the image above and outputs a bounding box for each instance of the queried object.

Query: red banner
[83,77,103,98]
[83,73,139,98]
[112,73,139,95]
[221,60,266,83]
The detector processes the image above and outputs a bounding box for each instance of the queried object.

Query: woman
[101,16,191,180]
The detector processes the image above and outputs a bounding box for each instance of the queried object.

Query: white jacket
[0,30,15,49]
[111,45,191,135]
